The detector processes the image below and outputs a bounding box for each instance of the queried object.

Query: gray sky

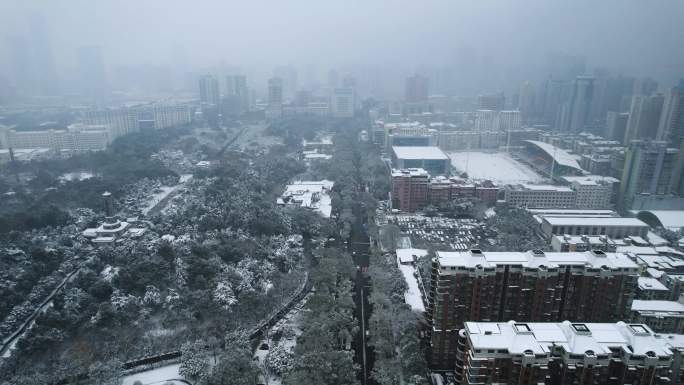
[1,0,683,95]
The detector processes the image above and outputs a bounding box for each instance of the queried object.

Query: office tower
[268,77,284,107]
[537,78,565,126]
[273,65,297,98]
[605,111,630,141]
[498,110,522,131]
[559,76,595,133]
[405,74,429,103]
[426,249,638,370]
[474,110,497,131]
[477,92,505,111]
[624,94,665,143]
[330,88,354,118]
[77,45,108,100]
[198,75,220,106]
[657,80,684,145]
[391,168,429,212]
[619,141,679,210]
[454,321,676,385]
[28,12,59,95]
[634,77,659,96]
[225,75,249,113]
[517,81,535,124]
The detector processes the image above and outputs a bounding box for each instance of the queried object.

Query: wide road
[351,194,376,385]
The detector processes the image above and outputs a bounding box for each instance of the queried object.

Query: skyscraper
[537,78,565,126]
[619,141,679,210]
[624,94,665,143]
[560,76,595,133]
[225,75,249,113]
[605,111,630,141]
[405,74,429,103]
[517,81,535,124]
[268,77,284,107]
[77,45,108,100]
[658,80,684,145]
[198,75,220,106]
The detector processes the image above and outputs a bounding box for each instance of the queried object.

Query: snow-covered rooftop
[638,277,670,292]
[280,180,334,218]
[541,216,649,228]
[436,250,638,270]
[464,321,671,359]
[562,175,620,185]
[632,300,684,314]
[392,146,448,160]
[524,140,584,171]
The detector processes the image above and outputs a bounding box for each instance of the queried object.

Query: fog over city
[1,0,684,97]
[3,1,684,385]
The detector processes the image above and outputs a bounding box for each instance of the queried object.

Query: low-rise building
[391,146,450,176]
[551,234,618,252]
[539,215,649,239]
[504,184,576,208]
[277,180,334,218]
[631,300,684,334]
[638,277,672,300]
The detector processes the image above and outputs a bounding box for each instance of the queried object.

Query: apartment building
[426,249,639,370]
[454,321,676,385]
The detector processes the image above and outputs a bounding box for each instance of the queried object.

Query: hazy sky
[1,0,683,94]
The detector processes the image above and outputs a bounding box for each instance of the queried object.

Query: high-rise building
[475,110,497,131]
[405,74,429,103]
[268,77,283,107]
[391,168,429,212]
[498,110,522,131]
[624,94,665,143]
[225,75,249,114]
[273,65,298,98]
[426,249,639,370]
[605,111,630,141]
[633,77,659,96]
[454,321,677,385]
[477,92,505,111]
[198,75,220,106]
[330,87,355,118]
[537,78,565,126]
[517,81,536,124]
[559,76,595,133]
[658,80,684,145]
[77,45,108,100]
[619,141,680,210]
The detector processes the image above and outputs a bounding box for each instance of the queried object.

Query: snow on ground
[142,186,175,215]
[396,251,426,313]
[121,363,185,385]
[59,172,95,182]
[142,175,193,215]
[447,151,543,184]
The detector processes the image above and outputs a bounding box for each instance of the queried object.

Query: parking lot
[387,214,485,251]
